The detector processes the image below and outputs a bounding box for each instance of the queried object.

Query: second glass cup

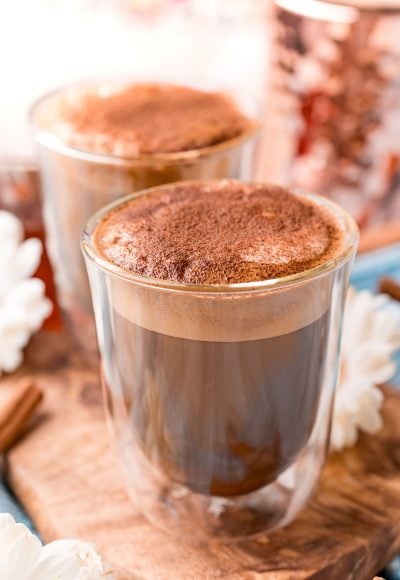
[31,80,260,355]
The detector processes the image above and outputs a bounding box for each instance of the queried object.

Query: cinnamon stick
[0,378,43,453]
[378,277,400,303]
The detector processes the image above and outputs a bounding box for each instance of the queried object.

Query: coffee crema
[41,83,252,158]
[92,181,345,497]
[94,181,344,284]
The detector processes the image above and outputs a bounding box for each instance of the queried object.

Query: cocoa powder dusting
[60,84,252,156]
[94,181,344,284]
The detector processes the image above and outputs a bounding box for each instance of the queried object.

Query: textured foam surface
[94,181,344,284]
[46,83,251,157]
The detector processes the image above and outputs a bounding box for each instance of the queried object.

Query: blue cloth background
[1,244,399,577]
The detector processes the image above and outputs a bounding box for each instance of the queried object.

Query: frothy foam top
[40,83,252,157]
[94,181,345,285]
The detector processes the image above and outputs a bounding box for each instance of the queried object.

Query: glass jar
[260,0,400,229]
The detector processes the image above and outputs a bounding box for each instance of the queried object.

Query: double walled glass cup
[82,182,358,539]
[31,81,260,356]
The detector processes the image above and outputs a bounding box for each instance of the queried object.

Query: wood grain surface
[2,331,400,580]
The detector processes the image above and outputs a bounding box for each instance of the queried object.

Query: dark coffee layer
[56,83,252,156]
[94,181,344,284]
[113,310,328,496]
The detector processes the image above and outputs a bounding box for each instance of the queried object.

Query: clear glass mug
[31,80,260,357]
[81,181,358,539]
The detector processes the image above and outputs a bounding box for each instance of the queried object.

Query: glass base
[117,431,324,541]
[137,477,296,540]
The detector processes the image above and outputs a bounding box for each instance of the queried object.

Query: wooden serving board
[2,330,400,579]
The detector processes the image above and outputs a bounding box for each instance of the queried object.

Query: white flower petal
[0,522,41,579]
[0,211,53,374]
[0,514,114,580]
[332,287,400,451]
[5,279,52,333]
[27,300,53,333]
[0,513,15,530]
[39,539,115,580]
[349,344,396,382]
[0,227,52,374]
[331,416,358,451]
[4,530,42,580]
[29,553,81,580]
[356,408,383,434]
[0,346,24,373]
[0,211,23,245]
[14,238,43,281]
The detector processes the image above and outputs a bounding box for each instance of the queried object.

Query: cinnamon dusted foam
[50,83,252,157]
[94,181,344,284]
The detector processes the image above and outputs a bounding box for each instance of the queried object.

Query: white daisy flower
[331,288,400,452]
[0,513,115,579]
[0,211,52,375]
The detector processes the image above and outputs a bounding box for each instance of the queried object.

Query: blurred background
[1,0,400,360]
[0,0,270,331]
[1,2,400,577]
[3,0,400,230]
[0,0,269,160]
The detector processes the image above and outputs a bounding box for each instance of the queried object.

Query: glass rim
[81,180,359,295]
[30,78,261,167]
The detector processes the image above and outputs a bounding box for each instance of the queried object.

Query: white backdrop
[0,0,270,159]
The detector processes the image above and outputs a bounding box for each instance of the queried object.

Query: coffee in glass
[82,180,358,538]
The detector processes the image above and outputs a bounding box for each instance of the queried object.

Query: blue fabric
[351,243,400,388]
[0,477,37,533]
[0,244,399,577]
[351,243,400,294]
